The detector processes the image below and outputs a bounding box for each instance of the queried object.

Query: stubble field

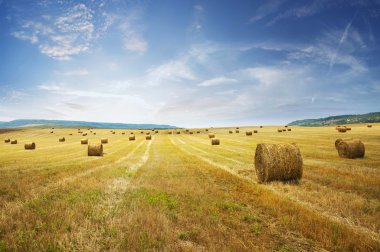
[0,125,379,251]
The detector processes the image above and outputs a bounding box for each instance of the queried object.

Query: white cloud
[62,68,89,76]
[11,2,114,60]
[146,58,196,85]
[198,76,238,87]
[248,0,286,23]
[122,31,148,53]
[191,5,204,33]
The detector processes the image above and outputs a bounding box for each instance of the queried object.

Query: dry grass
[0,125,379,251]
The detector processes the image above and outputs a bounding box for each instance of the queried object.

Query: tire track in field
[174,136,244,165]
[64,139,154,250]
[0,139,145,222]
[169,136,380,245]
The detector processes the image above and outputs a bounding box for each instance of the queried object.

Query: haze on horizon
[0,0,379,128]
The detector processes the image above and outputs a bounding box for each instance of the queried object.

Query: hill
[288,112,380,126]
[0,119,177,129]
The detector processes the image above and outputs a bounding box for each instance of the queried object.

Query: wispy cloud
[198,76,238,87]
[191,5,204,33]
[248,0,286,23]
[11,2,113,60]
[62,68,89,76]
[119,9,148,54]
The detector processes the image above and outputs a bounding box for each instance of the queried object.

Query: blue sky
[0,0,379,127]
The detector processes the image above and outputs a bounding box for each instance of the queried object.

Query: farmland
[0,125,380,251]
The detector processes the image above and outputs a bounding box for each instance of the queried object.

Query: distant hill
[288,112,380,126]
[0,119,177,129]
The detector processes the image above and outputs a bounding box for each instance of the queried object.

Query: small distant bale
[4,139,10,143]
[122,132,125,135]
[277,129,283,132]
[112,132,115,135]
[211,139,220,145]
[367,125,372,128]
[205,129,209,132]
[254,143,303,182]
[346,127,351,131]
[146,132,150,135]
[93,133,96,135]
[24,143,36,150]
[287,129,291,131]
[50,131,54,134]
[235,130,239,133]
[88,143,103,156]
[190,132,193,134]
[146,135,152,140]
[59,137,65,142]
[11,140,17,144]
[337,128,347,133]
[229,131,233,134]
[236,127,239,129]
[246,131,253,136]
[209,134,215,139]
[285,126,288,128]
[282,129,287,131]
[254,130,258,133]
[130,132,134,135]
[168,132,173,135]
[186,129,189,132]
[197,131,200,134]
[155,130,159,134]
[176,132,181,134]
[129,136,135,141]
[260,126,263,128]
[81,139,88,145]
[335,139,365,159]
[52,127,55,129]
[101,138,108,144]
[69,133,73,136]
[82,133,87,136]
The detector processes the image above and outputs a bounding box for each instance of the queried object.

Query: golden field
[0,125,379,251]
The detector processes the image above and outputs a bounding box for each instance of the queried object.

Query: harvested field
[0,125,379,251]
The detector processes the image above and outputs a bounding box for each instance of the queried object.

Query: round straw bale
[122,132,125,135]
[337,128,347,133]
[287,128,291,131]
[11,140,17,144]
[229,131,233,134]
[69,133,73,136]
[260,126,263,128]
[50,131,54,133]
[205,129,209,132]
[236,127,239,129]
[254,143,303,182]
[155,130,158,133]
[146,132,150,135]
[176,132,181,134]
[141,131,144,134]
[208,134,215,138]
[186,129,189,132]
[4,139,10,143]
[282,128,287,131]
[168,132,173,134]
[131,132,134,135]
[211,139,220,145]
[246,131,252,136]
[197,131,200,134]
[88,143,103,156]
[346,127,351,131]
[81,139,88,144]
[277,129,282,132]
[367,125,372,128]
[129,136,135,141]
[190,132,193,134]
[82,133,87,136]
[59,137,65,142]
[146,135,152,140]
[335,139,365,159]
[101,138,108,144]
[24,143,36,150]
[93,133,96,135]
[235,130,239,133]
[285,126,288,128]
[112,132,115,134]
[254,130,258,133]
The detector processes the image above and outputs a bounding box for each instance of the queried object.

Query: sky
[0,0,380,127]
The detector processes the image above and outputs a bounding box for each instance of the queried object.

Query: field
[0,125,380,251]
